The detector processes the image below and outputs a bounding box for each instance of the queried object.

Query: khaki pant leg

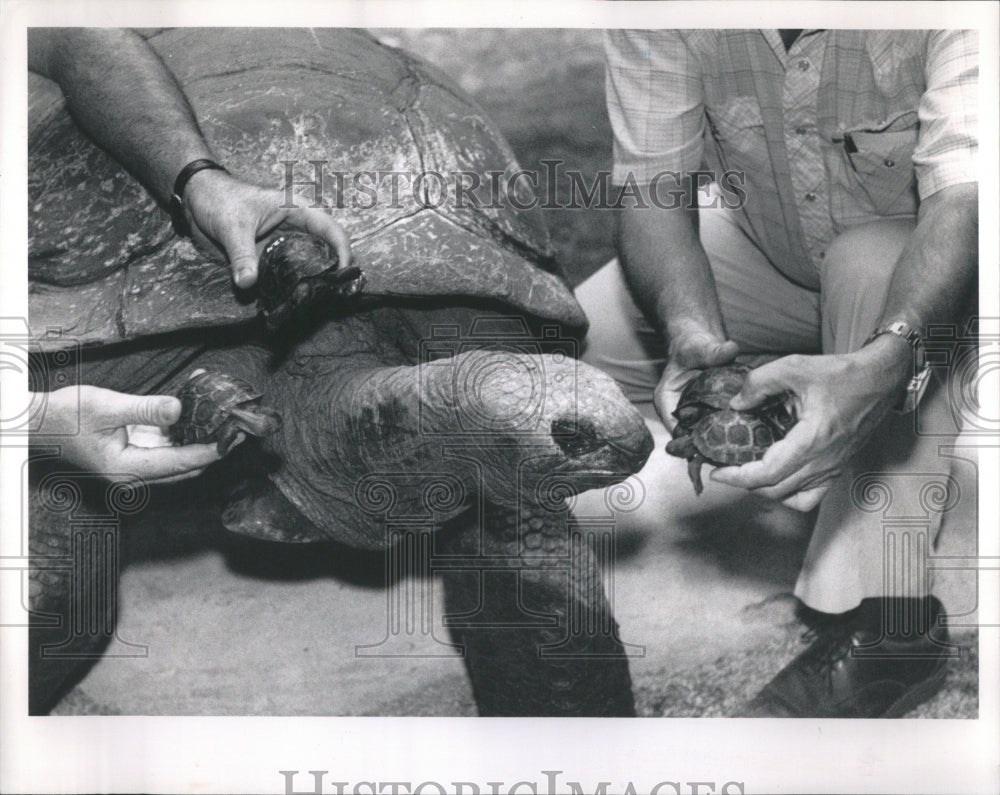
[794,218,958,613]
[577,209,956,615]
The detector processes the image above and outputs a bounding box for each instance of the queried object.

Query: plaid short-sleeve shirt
[605,30,978,289]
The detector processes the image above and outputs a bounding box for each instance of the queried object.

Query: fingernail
[235,269,254,288]
[154,396,180,425]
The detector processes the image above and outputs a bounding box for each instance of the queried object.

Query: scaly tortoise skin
[169,370,282,455]
[27,29,653,717]
[665,364,796,495]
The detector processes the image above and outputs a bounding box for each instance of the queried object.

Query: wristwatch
[863,321,931,413]
[169,158,228,237]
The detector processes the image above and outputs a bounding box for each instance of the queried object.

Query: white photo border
[2,2,997,794]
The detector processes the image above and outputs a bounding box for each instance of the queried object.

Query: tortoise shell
[666,364,796,494]
[169,371,282,455]
[28,28,584,352]
[672,364,751,426]
[691,409,780,466]
[256,232,364,331]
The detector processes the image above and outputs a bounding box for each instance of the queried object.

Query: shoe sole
[881,666,948,718]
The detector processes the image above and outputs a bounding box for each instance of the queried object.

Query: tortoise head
[516,353,654,497]
[410,349,654,507]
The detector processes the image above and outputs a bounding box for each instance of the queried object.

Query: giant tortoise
[27,29,654,716]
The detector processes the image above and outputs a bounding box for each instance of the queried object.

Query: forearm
[613,179,729,348]
[878,182,978,333]
[721,183,979,508]
[857,182,979,399]
[28,28,213,204]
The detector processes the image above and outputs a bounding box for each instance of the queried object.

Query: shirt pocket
[838,110,920,215]
[705,96,769,176]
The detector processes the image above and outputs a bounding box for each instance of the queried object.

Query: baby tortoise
[169,370,282,455]
[665,364,796,495]
[257,231,365,331]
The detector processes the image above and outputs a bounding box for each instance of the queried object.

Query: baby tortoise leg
[214,423,243,456]
[441,500,634,716]
[688,453,706,496]
[665,433,706,495]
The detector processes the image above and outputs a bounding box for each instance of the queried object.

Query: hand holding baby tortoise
[665,364,797,495]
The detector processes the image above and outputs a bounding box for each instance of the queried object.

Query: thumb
[216,227,260,288]
[704,339,740,366]
[653,386,680,432]
[730,360,792,410]
[672,334,739,370]
[110,394,182,428]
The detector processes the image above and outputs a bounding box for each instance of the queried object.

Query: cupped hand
[33,386,223,484]
[656,328,740,431]
[183,170,352,289]
[709,347,910,511]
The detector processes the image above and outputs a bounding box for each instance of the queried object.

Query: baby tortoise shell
[169,370,282,455]
[672,363,751,425]
[256,231,364,331]
[665,364,795,495]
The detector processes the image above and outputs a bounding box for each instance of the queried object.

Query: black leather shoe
[744,597,953,718]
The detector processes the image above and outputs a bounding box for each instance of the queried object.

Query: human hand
[656,326,739,431]
[710,342,911,511]
[32,386,223,484]
[182,169,351,289]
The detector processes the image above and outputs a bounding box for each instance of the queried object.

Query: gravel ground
[50,417,979,719]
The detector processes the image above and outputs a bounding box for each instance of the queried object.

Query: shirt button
[884,158,896,167]
[804,192,817,201]
[798,59,810,71]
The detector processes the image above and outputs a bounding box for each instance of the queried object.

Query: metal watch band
[863,321,930,413]
[169,158,228,237]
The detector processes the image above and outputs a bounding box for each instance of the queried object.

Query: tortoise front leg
[441,500,634,717]
[214,423,242,456]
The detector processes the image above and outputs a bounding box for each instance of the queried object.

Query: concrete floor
[52,410,980,717]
